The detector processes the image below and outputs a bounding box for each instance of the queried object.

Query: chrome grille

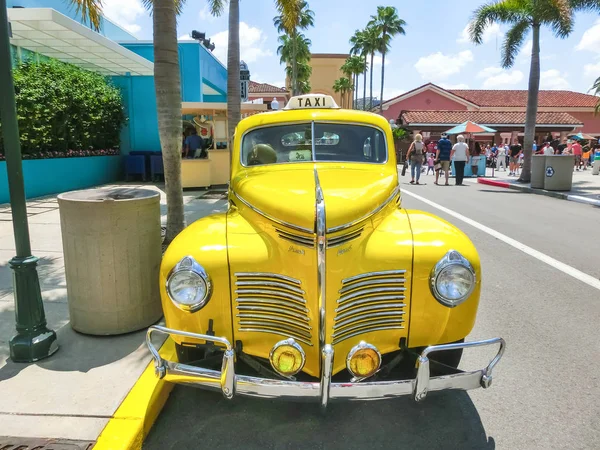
[273,226,315,248]
[273,225,364,248]
[327,227,364,248]
[235,273,313,346]
[333,270,406,345]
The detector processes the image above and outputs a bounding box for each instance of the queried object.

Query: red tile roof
[401,110,583,125]
[449,89,599,108]
[249,81,288,94]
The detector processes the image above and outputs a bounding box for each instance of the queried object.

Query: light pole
[0,0,58,362]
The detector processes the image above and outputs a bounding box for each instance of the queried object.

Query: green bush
[0,60,126,154]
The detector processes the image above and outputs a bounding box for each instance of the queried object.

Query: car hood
[232,164,398,231]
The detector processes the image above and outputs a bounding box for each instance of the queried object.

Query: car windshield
[241,123,387,166]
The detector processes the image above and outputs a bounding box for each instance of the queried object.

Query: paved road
[145,179,600,450]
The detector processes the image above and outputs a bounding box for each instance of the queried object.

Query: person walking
[406,133,426,185]
[509,139,522,176]
[426,153,435,175]
[471,142,482,177]
[435,133,452,186]
[495,143,506,171]
[582,147,591,169]
[451,135,469,185]
[543,142,555,156]
[572,140,583,171]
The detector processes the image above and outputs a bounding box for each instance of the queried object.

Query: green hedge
[0,60,126,154]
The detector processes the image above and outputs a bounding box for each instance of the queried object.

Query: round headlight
[430,250,476,307]
[166,256,212,312]
[346,341,381,379]
[269,339,305,376]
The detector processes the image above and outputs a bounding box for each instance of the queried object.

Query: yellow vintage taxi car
[147,94,505,406]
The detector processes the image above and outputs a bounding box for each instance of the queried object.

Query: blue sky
[102,0,600,99]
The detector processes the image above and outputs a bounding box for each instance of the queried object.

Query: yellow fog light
[347,341,381,379]
[269,338,305,376]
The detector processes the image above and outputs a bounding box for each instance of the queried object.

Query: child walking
[426,154,435,175]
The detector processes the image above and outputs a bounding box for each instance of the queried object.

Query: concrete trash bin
[58,188,163,335]
[543,155,574,191]
[531,155,547,189]
[593,150,600,175]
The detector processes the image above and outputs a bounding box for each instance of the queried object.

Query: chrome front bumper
[147,325,505,406]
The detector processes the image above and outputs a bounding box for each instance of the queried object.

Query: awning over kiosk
[8,8,154,76]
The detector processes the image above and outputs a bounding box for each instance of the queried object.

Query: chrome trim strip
[315,166,327,351]
[235,280,305,295]
[333,311,405,329]
[320,345,334,410]
[147,327,506,403]
[332,325,405,345]
[342,270,407,285]
[326,228,364,248]
[237,314,312,331]
[327,186,400,233]
[335,297,406,313]
[236,305,310,321]
[332,319,405,338]
[235,289,306,304]
[233,191,314,234]
[338,286,406,304]
[339,278,405,294]
[237,328,313,346]
[235,298,309,313]
[335,303,406,321]
[235,272,302,285]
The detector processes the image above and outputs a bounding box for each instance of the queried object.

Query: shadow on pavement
[144,387,494,450]
[0,321,149,382]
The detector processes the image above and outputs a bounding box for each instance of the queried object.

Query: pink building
[380,83,599,144]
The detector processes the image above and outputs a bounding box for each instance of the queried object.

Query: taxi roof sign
[284,94,340,110]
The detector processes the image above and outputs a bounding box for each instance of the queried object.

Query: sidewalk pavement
[475,166,600,207]
[0,183,227,444]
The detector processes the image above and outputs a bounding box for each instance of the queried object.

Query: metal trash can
[593,150,600,175]
[531,155,547,189]
[58,188,162,335]
[543,155,574,191]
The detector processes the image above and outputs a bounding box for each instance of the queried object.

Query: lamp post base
[8,256,59,363]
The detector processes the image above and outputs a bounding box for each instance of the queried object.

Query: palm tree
[593,76,600,114]
[333,77,352,109]
[350,29,369,110]
[469,0,600,183]
[363,25,381,111]
[70,0,104,30]
[368,6,406,113]
[348,55,366,109]
[277,33,312,92]
[285,60,312,86]
[274,1,314,95]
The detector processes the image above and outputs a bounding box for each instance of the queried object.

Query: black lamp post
[0,0,58,362]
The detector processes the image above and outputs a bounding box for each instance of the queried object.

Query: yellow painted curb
[93,338,176,450]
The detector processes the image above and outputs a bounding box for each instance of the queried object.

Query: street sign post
[0,0,58,362]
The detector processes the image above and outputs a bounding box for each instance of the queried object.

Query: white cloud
[212,22,273,65]
[540,69,570,90]
[373,55,391,67]
[481,68,524,88]
[458,22,502,44]
[414,50,474,82]
[178,33,193,41]
[584,61,600,80]
[382,87,405,101]
[102,0,145,37]
[576,19,600,53]
[439,83,470,89]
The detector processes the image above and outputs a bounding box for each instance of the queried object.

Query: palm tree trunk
[519,24,540,183]
[379,49,386,114]
[227,0,241,153]
[369,52,374,110]
[362,59,367,110]
[292,31,298,96]
[152,0,184,243]
[354,74,358,109]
